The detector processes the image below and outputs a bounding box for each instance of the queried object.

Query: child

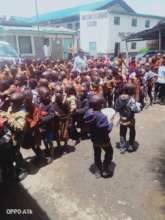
[2,92,28,178]
[38,87,55,163]
[54,85,70,148]
[65,85,77,114]
[0,115,15,182]
[143,65,157,106]
[115,83,141,154]
[103,74,115,107]
[24,89,44,163]
[76,85,90,139]
[65,85,79,143]
[84,95,114,178]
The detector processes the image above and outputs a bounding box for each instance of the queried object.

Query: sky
[0,0,164,17]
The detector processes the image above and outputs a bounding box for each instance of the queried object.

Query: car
[136,50,157,60]
[0,41,20,66]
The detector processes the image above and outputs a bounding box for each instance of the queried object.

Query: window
[67,23,73,29]
[18,36,32,54]
[114,16,120,25]
[75,22,80,30]
[89,42,97,55]
[131,42,136,50]
[114,42,120,56]
[145,20,150,28]
[89,42,96,50]
[132,18,137,27]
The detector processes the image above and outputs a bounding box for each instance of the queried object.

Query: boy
[0,115,15,182]
[84,95,114,178]
[54,85,70,148]
[115,83,141,154]
[38,87,55,163]
[2,92,28,178]
[24,89,44,163]
[143,64,157,106]
[76,85,90,139]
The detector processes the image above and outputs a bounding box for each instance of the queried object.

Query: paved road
[0,105,165,220]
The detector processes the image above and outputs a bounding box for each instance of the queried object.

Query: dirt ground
[0,104,165,220]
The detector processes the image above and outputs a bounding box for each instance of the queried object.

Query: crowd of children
[0,50,165,181]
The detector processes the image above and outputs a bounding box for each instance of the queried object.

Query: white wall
[80,10,162,54]
[108,13,161,53]
[80,10,110,54]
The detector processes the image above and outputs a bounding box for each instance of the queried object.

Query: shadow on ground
[0,144,76,219]
[0,183,50,220]
[89,161,116,178]
[115,141,139,152]
[24,144,76,176]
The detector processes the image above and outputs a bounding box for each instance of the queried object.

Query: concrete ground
[0,104,165,220]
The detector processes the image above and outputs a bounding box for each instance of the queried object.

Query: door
[63,38,73,59]
[114,42,120,57]
[89,41,97,57]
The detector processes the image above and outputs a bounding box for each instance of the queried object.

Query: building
[80,1,163,55]
[11,0,165,55]
[125,19,165,51]
[0,26,76,59]
[14,0,137,30]
[0,16,31,27]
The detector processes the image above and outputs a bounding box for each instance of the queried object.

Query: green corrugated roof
[12,0,163,25]
[12,16,32,24]
[29,0,112,23]
[13,0,116,24]
[0,26,75,35]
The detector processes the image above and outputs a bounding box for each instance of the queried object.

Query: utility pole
[34,0,40,30]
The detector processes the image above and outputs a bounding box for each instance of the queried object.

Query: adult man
[72,49,87,74]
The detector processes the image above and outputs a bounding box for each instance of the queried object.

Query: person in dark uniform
[0,115,15,182]
[3,92,28,179]
[38,87,55,164]
[76,85,90,139]
[84,95,114,178]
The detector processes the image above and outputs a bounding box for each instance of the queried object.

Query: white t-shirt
[72,55,87,73]
[43,45,51,58]
[144,71,156,82]
[157,65,165,84]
